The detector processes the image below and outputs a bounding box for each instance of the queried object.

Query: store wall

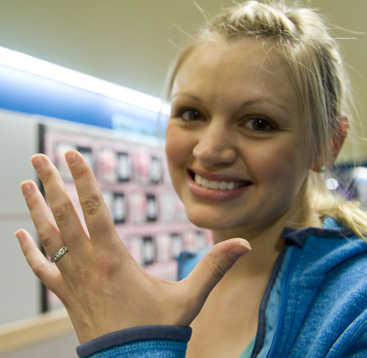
[311,1,367,162]
[0,112,40,324]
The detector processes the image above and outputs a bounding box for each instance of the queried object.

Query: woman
[16,1,367,357]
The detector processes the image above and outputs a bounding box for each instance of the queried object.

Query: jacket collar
[281,217,355,248]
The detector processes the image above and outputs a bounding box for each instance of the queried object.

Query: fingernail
[21,181,33,195]
[31,155,44,170]
[65,150,78,165]
[229,240,252,258]
[15,229,25,240]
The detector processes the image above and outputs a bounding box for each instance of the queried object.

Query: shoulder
[283,216,367,277]
[274,218,367,356]
[281,216,367,314]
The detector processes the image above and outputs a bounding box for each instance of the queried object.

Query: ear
[312,116,349,173]
[330,116,349,165]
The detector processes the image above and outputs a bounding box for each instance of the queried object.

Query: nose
[192,121,237,168]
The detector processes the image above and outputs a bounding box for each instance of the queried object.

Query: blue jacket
[77,218,367,357]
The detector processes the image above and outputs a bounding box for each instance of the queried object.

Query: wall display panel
[41,122,212,312]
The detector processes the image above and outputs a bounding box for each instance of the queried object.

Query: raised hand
[16,151,251,343]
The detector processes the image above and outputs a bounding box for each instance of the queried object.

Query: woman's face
[165,37,313,237]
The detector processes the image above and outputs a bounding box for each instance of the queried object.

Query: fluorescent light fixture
[0,46,170,116]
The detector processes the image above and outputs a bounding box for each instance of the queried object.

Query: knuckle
[96,253,120,278]
[52,201,72,223]
[71,163,89,180]
[33,261,48,279]
[38,231,53,249]
[81,194,102,216]
[207,256,227,282]
[39,169,53,186]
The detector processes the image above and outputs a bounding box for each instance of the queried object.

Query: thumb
[183,238,251,311]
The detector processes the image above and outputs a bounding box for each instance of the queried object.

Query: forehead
[172,37,299,113]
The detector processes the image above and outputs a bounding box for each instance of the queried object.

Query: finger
[15,228,61,292]
[183,238,251,304]
[64,150,119,246]
[31,154,90,253]
[20,180,65,259]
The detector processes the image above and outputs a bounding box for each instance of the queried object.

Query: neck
[210,195,321,283]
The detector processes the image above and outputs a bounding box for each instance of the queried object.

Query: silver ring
[51,246,69,263]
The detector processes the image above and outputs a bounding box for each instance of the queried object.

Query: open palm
[16,150,251,343]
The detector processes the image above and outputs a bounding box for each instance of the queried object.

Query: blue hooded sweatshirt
[77,217,367,357]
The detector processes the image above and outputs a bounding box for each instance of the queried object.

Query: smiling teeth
[194,174,240,190]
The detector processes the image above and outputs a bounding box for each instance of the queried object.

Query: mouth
[188,170,252,191]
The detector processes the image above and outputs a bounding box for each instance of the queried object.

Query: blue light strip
[0,48,169,136]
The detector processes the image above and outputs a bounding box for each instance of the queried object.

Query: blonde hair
[166,0,367,239]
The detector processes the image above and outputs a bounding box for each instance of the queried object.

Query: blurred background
[0,1,365,357]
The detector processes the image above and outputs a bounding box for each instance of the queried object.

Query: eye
[244,117,276,132]
[178,108,204,121]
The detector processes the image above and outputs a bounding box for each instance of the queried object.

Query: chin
[186,212,219,230]
[185,209,246,232]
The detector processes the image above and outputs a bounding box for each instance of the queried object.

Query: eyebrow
[171,92,289,114]
[238,98,289,114]
[170,92,199,102]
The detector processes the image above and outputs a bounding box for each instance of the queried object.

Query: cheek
[247,140,308,184]
[165,123,193,173]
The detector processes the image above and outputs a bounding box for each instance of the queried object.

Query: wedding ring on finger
[50,246,69,263]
